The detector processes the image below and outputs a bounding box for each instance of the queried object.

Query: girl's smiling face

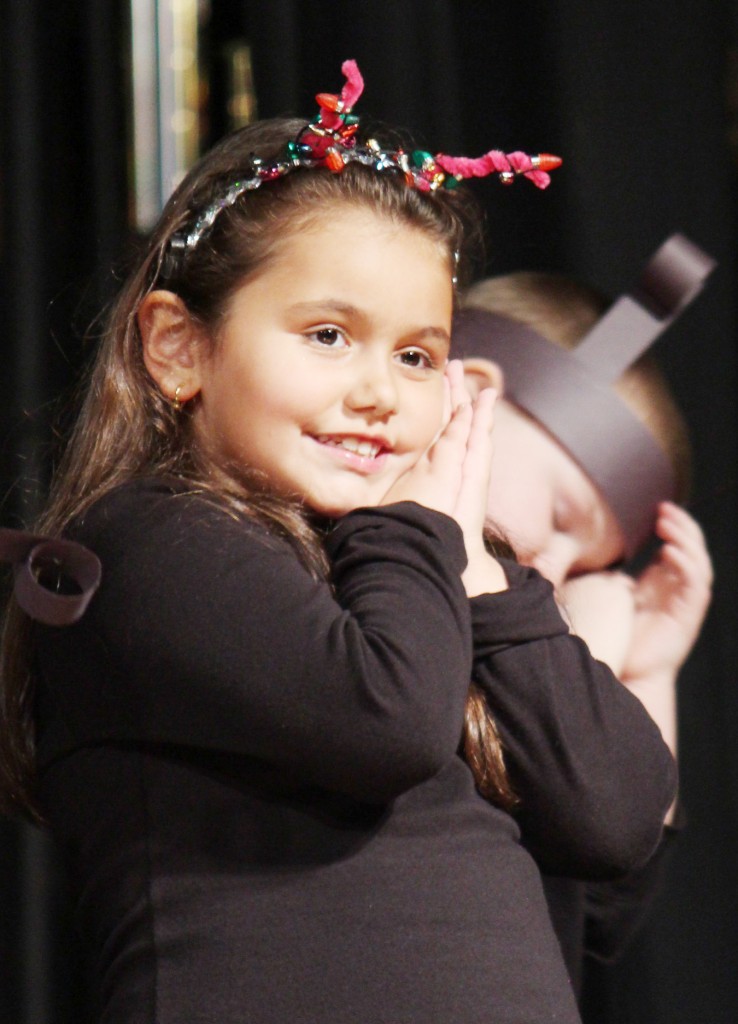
[192,206,453,516]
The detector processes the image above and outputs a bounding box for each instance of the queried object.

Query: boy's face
[486,399,626,587]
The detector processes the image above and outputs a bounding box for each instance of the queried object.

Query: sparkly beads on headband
[165,59,562,266]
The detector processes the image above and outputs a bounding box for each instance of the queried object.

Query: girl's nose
[345,359,399,419]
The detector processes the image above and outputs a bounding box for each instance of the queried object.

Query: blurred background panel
[1,2,736,1022]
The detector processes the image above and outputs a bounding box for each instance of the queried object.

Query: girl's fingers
[452,388,497,538]
[446,359,473,416]
[461,389,496,475]
[380,397,474,517]
[406,379,496,535]
[428,399,473,469]
[441,373,452,429]
[466,388,497,449]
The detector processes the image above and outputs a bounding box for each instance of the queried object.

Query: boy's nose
[531,537,579,589]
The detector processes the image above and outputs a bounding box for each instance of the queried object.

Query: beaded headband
[165,59,562,266]
[452,234,717,558]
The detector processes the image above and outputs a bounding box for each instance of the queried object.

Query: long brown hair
[0,117,515,819]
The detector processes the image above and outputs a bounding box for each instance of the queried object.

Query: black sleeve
[583,816,683,962]
[468,560,678,879]
[36,483,472,803]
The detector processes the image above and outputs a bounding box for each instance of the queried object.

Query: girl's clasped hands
[383,359,506,595]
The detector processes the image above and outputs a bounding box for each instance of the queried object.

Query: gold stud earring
[173,385,183,411]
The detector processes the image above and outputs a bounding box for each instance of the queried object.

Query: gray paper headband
[452,234,716,557]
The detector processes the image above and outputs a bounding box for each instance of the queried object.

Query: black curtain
[1,2,736,1022]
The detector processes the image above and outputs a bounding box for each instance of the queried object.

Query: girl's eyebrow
[286,299,368,323]
[409,325,451,346]
[286,299,450,345]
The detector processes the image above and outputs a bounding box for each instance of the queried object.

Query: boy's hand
[559,571,636,674]
[620,502,713,686]
[562,503,711,777]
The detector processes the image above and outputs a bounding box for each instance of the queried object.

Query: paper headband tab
[574,233,717,382]
[452,233,717,557]
[0,528,102,626]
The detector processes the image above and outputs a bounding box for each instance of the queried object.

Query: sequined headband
[452,234,717,558]
[165,59,562,266]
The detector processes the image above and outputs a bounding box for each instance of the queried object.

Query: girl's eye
[306,327,348,348]
[398,348,433,370]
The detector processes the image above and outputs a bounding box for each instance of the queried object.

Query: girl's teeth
[320,436,381,457]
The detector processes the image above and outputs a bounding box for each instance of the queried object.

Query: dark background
[1,2,737,1022]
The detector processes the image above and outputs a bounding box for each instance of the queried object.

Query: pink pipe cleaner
[436,150,554,189]
[340,59,364,110]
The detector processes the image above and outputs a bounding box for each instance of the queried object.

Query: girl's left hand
[445,361,507,596]
[444,360,496,547]
[378,360,474,520]
[381,360,506,594]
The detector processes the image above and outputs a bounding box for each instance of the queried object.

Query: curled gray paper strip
[0,528,101,626]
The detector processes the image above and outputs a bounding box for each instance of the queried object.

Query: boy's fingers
[655,512,713,586]
[659,543,713,596]
[657,504,710,555]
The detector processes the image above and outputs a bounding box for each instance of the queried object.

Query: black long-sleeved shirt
[34,478,676,1023]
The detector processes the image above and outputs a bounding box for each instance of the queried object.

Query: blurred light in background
[129,0,202,230]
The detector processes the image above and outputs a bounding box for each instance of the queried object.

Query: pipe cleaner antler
[314,59,365,131]
[165,59,562,262]
[435,151,561,190]
[305,59,561,191]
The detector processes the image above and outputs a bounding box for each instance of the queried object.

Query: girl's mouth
[315,435,387,458]
[312,434,391,473]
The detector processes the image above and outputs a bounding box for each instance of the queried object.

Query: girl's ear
[461,357,506,399]
[138,290,206,402]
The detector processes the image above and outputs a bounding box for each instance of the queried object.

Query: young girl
[452,252,714,999]
[0,62,676,1024]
